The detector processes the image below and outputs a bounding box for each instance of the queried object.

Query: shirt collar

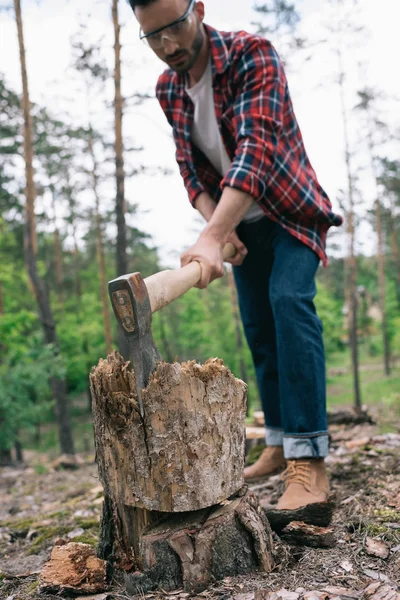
[204,24,230,76]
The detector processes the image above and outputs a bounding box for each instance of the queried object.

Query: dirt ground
[1,407,399,600]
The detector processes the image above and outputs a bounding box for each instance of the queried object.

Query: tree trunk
[337,38,361,410]
[14,0,74,455]
[50,187,64,307]
[87,129,113,355]
[65,173,82,302]
[366,117,391,375]
[90,352,272,592]
[227,269,251,414]
[14,437,23,463]
[112,0,127,277]
[374,198,391,375]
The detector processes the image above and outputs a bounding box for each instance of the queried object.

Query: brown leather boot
[244,446,286,483]
[276,459,330,510]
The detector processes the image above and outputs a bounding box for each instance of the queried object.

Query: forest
[0,0,399,599]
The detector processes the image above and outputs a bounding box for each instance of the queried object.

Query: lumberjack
[126,0,343,512]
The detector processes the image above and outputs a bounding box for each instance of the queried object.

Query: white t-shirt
[186,60,264,223]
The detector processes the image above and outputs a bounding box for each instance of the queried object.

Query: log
[264,498,336,533]
[90,352,258,583]
[280,521,336,548]
[124,489,274,594]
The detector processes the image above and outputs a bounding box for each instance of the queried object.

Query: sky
[0,0,399,268]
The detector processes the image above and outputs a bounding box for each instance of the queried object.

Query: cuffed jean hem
[265,427,284,446]
[283,433,329,459]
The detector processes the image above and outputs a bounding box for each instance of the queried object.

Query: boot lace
[281,460,312,490]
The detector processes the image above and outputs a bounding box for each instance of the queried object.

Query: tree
[13,0,74,455]
[355,88,391,375]
[112,0,128,277]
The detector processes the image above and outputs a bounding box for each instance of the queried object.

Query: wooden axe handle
[145,242,236,314]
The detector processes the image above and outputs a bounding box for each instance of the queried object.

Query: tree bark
[336,35,361,410]
[90,352,272,593]
[388,208,400,309]
[365,113,391,375]
[87,129,113,355]
[50,187,64,307]
[112,0,127,277]
[14,0,74,455]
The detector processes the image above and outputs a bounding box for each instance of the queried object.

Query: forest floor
[1,402,399,600]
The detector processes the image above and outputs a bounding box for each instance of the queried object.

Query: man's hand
[180,233,224,289]
[226,231,248,266]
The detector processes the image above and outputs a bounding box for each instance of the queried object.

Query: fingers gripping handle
[145,242,236,314]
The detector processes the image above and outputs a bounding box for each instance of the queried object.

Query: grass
[327,364,400,408]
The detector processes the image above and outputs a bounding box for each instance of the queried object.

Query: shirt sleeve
[220,37,285,201]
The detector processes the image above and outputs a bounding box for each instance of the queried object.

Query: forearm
[194,192,217,222]
[202,187,254,245]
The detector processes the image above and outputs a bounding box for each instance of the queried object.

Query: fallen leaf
[365,537,389,559]
[362,569,390,582]
[75,595,110,600]
[276,590,299,600]
[303,592,329,600]
[340,560,353,573]
[345,437,370,450]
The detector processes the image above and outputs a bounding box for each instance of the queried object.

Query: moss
[33,464,49,475]
[1,517,36,531]
[373,508,400,522]
[365,523,389,536]
[75,518,99,530]
[48,510,69,520]
[26,579,40,595]
[71,533,98,547]
[28,525,69,554]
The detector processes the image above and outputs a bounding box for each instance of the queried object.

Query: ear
[195,1,205,23]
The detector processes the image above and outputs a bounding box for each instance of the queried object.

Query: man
[129,0,342,511]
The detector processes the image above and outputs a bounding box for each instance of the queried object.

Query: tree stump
[90,352,274,592]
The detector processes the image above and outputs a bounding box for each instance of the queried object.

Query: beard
[165,25,204,73]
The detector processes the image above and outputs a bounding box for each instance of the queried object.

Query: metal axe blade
[108,272,161,418]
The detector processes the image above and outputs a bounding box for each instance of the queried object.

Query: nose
[161,36,179,55]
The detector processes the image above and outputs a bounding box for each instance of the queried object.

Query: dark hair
[128,0,157,10]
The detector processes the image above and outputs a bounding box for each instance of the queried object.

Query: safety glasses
[139,0,196,49]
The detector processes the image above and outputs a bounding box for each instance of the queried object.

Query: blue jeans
[233,217,329,459]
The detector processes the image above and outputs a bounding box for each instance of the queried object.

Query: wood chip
[365,537,390,559]
[39,542,107,594]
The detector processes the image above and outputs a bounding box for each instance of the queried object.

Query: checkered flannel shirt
[156,25,343,265]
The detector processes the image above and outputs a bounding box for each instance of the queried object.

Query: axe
[108,243,236,417]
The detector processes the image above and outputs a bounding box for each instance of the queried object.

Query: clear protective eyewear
[139,0,196,49]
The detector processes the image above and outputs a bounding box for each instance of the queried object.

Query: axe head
[108,272,161,417]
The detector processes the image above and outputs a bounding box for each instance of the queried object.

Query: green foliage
[315,281,344,354]
[0,340,65,451]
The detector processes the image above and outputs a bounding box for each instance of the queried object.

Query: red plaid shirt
[156,25,342,265]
